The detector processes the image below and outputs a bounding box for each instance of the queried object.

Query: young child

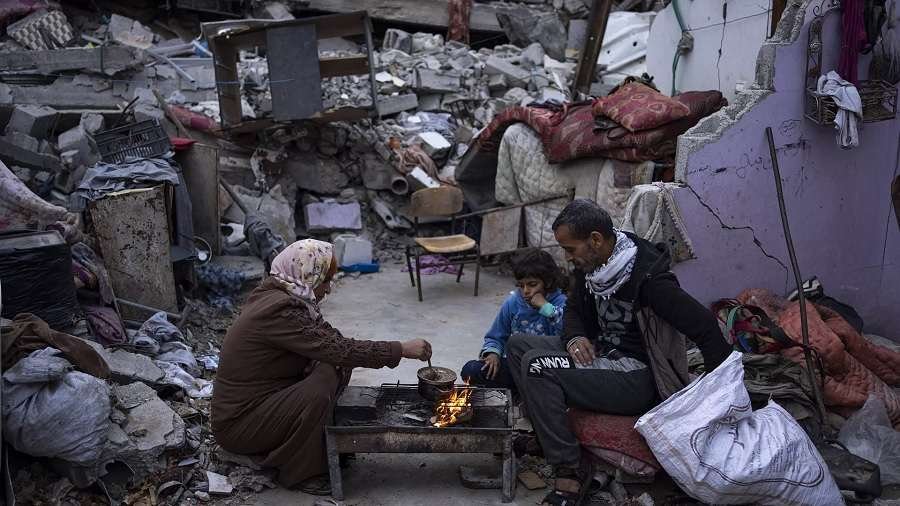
[461,248,566,390]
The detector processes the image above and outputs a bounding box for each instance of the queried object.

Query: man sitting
[506,199,731,506]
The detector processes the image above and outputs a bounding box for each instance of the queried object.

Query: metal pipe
[219,179,249,214]
[765,127,827,422]
[116,298,181,322]
[391,175,410,195]
[572,0,614,96]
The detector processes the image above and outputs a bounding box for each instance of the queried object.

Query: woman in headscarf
[212,239,432,495]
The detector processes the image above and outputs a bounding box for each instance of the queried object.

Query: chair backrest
[409,186,464,218]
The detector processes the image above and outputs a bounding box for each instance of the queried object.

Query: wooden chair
[404,186,480,302]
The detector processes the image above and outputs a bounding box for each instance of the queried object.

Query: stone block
[383,28,412,53]
[3,130,39,152]
[484,56,531,88]
[488,73,508,92]
[57,124,98,167]
[80,112,105,135]
[123,397,185,452]
[108,14,154,49]
[361,153,395,190]
[407,167,440,190]
[418,131,451,158]
[540,87,567,103]
[304,200,362,232]
[253,1,294,20]
[6,104,57,138]
[376,93,419,116]
[496,8,567,61]
[414,68,462,93]
[521,43,545,69]
[286,156,349,195]
[333,234,373,266]
[418,94,443,112]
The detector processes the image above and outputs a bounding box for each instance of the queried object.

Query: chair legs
[474,248,480,297]
[415,250,423,302]
[405,246,416,287]
[456,263,464,283]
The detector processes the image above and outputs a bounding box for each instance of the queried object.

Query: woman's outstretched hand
[401,339,433,361]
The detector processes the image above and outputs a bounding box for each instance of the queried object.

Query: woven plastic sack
[2,348,110,464]
[635,351,842,505]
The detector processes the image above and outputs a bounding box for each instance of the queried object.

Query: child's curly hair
[511,248,565,292]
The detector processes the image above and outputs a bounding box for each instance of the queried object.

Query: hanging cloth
[838,0,868,85]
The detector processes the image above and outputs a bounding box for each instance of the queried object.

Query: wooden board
[89,186,177,319]
[267,24,323,121]
[175,143,221,255]
[479,207,522,256]
[298,0,503,33]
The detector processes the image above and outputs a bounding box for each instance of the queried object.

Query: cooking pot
[417,366,457,402]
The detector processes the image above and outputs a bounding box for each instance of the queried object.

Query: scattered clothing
[742,353,818,425]
[71,242,117,305]
[82,304,127,347]
[736,288,900,428]
[1,313,110,378]
[212,277,403,487]
[620,183,695,264]
[402,254,461,276]
[817,71,862,148]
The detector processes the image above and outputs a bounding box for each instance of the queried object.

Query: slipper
[299,474,332,496]
[541,456,594,506]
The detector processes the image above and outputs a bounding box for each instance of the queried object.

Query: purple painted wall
[671,6,900,336]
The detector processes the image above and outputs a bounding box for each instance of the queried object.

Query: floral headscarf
[269,239,334,309]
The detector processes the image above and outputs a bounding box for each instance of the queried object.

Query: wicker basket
[805,79,898,125]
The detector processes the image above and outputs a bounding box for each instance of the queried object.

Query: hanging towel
[619,182,695,264]
[817,71,863,149]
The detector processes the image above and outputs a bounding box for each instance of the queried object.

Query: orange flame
[433,383,473,428]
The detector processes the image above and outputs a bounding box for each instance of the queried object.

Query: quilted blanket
[473,91,726,164]
[737,289,900,428]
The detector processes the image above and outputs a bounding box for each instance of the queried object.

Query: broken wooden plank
[297,0,503,33]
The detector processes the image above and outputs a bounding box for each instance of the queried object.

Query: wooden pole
[572,0,614,97]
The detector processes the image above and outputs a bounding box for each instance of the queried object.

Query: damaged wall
[646,0,772,100]
[670,0,900,335]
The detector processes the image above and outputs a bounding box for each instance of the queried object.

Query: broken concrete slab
[114,381,159,410]
[252,1,295,20]
[418,131,452,158]
[484,56,531,88]
[407,166,440,190]
[414,68,462,94]
[361,153,396,190]
[304,200,362,232]
[286,156,349,195]
[79,112,105,135]
[0,132,61,172]
[376,93,419,116]
[370,197,412,230]
[0,46,143,76]
[496,8,567,61]
[207,471,234,495]
[78,337,167,385]
[7,9,74,50]
[123,397,185,453]
[383,28,413,53]
[6,105,58,139]
[521,43,545,70]
[488,73,508,92]
[418,94,443,112]
[58,125,98,168]
[108,14,154,49]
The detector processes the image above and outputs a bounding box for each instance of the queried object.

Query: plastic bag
[2,348,110,464]
[839,394,900,485]
[635,351,842,505]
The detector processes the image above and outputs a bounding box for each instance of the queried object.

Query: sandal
[298,474,332,496]
[541,457,594,506]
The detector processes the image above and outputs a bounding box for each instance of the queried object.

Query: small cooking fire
[432,384,473,428]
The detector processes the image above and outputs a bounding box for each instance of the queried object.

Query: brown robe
[212,278,402,487]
